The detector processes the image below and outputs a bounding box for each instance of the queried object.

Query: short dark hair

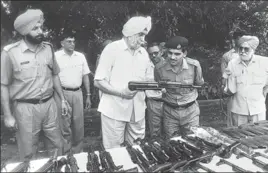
[60,30,76,41]
[147,42,159,49]
[233,29,247,40]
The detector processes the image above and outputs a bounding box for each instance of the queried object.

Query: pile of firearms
[220,120,268,149]
[2,149,80,172]
[86,144,138,172]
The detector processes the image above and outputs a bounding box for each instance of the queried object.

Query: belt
[148,97,163,102]
[62,86,81,91]
[164,100,196,109]
[16,95,53,104]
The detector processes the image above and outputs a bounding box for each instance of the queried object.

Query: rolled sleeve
[82,54,90,75]
[195,61,204,85]
[94,45,114,81]
[52,54,60,75]
[1,51,13,85]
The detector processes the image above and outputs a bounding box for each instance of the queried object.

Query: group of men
[1,8,268,161]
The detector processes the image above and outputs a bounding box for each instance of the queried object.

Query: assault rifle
[35,149,58,172]
[87,145,101,172]
[64,149,79,172]
[9,155,32,172]
[128,81,207,91]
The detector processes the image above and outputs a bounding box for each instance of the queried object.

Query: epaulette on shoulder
[155,60,167,69]
[185,57,200,66]
[3,41,20,52]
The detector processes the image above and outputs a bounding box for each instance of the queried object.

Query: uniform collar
[20,39,44,53]
[165,58,189,71]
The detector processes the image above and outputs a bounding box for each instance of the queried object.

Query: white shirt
[145,61,162,98]
[55,49,90,88]
[94,39,153,122]
[223,55,268,115]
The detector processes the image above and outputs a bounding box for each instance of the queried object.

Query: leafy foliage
[1,1,268,106]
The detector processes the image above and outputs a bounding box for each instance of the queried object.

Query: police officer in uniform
[155,36,204,138]
[1,9,68,160]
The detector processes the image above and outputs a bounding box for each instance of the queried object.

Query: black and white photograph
[1,0,268,172]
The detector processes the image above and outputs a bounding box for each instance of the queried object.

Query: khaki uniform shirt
[223,55,268,115]
[1,40,60,100]
[155,57,204,105]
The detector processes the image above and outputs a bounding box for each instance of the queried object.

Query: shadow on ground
[1,99,227,163]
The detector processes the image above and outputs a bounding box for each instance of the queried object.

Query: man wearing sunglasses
[221,30,247,127]
[223,35,268,126]
[145,42,165,138]
[154,36,204,138]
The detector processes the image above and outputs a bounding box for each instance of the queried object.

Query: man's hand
[120,88,138,99]
[61,100,69,116]
[85,96,91,110]
[4,115,18,131]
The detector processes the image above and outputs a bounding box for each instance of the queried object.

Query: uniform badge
[177,44,181,49]
[20,61,30,65]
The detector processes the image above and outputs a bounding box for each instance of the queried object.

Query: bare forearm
[82,74,90,94]
[94,80,121,97]
[1,84,12,117]
[53,75,65,100]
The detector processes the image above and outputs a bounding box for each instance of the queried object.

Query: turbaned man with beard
[223,35,268,126]
[94,16,153,149]
[1,9,68,160]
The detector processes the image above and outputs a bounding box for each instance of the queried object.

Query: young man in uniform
[54,31,91,154]
[1,9,68,160]
[155,36,204,138]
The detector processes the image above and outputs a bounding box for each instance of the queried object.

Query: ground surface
[1,99,228,163]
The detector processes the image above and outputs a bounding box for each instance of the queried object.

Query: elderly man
[94,16,153,149]
[223,36,268,126]
[54,30,91,154]
[145,42,165,138]
[0,9,68,160]
[221,30,246,126]
[155,36,204,138]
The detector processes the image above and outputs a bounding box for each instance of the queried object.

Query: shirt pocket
[14,62,37,80]
[176,78,194,94]
[251,72,266,85]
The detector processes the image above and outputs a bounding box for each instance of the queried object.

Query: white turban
[122,16,152,37]
[237,35,259,50]
[14,9,44,36]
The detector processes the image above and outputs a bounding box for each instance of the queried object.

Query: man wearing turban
[94,16,153,149]
[1,9,68,160]
[223,35,268,126]
[154,36,204,138]
[221,29,246,127]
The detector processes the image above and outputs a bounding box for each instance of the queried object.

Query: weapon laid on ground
[66,149,79,172]
[128,81,207,91]
[216,159,249,172]
[218,141,241,159]
[195,162,216,173]
[236,151,268,171]
[252,152,268,160]
[9,154,32,172]
[99,143,123,172]
[55,157,68,172]
[87,145,101,172]
[35,149,58,172]
[134,138,159,164]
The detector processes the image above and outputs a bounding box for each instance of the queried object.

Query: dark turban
[14,9,44,36]
[237,35,259,50]
[165,36,188,49]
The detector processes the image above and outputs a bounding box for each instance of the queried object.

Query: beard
[127,35,142,50]
[25,34,44,44]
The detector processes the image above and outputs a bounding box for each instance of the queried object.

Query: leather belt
[62,86,81,91]
[164,100,196,109]
[16,95,53,104]
[148,97,163,102]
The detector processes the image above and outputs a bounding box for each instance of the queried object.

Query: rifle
[216,159,249,172]
[99,143,123,172]
[9,155,32,172]
[87,145,101,172]
[35,149,58,172]
[66,149,79,172]
[218,141,241,159]
[54,157,68,172]
[128,81,206,91]
[236,151,268,171]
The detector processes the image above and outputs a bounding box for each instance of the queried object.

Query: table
[2,137,268,172]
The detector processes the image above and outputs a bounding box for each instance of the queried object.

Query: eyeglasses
[65,40,76,44]
[149,52,159,56]
[239,46,250,53]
